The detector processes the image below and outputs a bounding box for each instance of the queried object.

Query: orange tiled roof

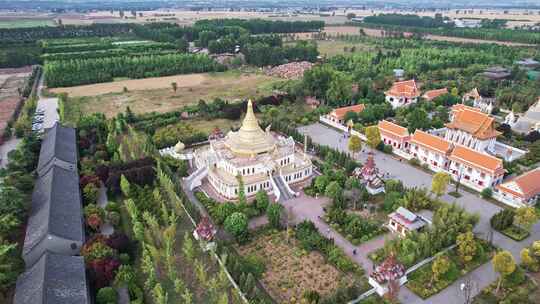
[410,130,453,154]
[330,104,365,120]
[497,168,540,200]
[449,145,504,174]
[423,88,448,101]
[378,120,409,138]
[385,80,420,99]
[446,104,501,140]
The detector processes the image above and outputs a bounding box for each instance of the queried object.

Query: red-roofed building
[409,130,453,172]
[385,80,420,109]
[448,145,505,191]
[495,168,540,207]
[326,104,365,125]
[422,88,448,101]
[378,120,410,157]
[445,104,501,153]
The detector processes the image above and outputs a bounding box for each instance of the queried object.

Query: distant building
[515,58,540,70]
[506,98,540,134]
[422,88,448,102]
[388,207,428,237]
[445,104,500,153]
[385,80,420,109]
[453,18,482,28]
[325,104,365,125]
[482,66,511,80]
[462,88,495,114]
[14,252,90,304]
[494,168,540,208]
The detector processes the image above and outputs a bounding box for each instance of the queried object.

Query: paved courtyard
[297,122,540,303]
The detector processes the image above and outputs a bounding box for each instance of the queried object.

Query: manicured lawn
[407,240,495,299]
[501,225,530,241]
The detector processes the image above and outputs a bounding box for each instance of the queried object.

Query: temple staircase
[185,166,208,191]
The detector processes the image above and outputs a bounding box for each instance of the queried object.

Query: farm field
[316,40,377,57]
[60,71,283,121]
[0,19,55,28]
[0,68,31,137]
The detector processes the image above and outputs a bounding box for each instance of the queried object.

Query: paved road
[298,123,540,303]
[0,137,21,169]
[36,75,59,129]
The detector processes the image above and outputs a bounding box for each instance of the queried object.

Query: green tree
[481,188,493,199]
[493,250,516,294]
[326,72,352,105]
[224,212,248,242]
[97,287,118,304]
[431,172,450,197]
[182,232,195,263]
[456,231,477,263]
[520,248,538,271]
[514,206,538,231]
[348,135,362,158]
[255,190,270,212]
[0,242,22,292]
[431,254,451,284]
[365,125,381,149]
[314,175,330,194]
[266,203,283,229]
[120,174,131,197]
[406,108,430,133]
[236,175,247,205]
[325,181,343,202]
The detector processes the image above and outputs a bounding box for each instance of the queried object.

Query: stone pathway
[98,184,114,236]
[248,215,269,230]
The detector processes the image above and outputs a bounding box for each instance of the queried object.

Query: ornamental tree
[348,135,362,158]
[431,254,451,285]
[365,125,381,149]
[493,250,516,294]
[266,203,283,229]
[431,172,450,198]
[255,190,270,212]
[224,212,248,242]
[456,231,477,263]
[514,206,538,231]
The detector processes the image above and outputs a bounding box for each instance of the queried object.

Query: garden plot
[238,230,355,302]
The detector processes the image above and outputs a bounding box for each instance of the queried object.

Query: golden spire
[224,99,276,156]
[239,99,262,133]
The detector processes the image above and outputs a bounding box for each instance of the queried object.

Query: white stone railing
[319,116,367,141]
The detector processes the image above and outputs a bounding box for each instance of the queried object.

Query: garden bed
[238,228,367,303]
[473,267,538,304]
[500,225,530,241]
[406,240,495,299]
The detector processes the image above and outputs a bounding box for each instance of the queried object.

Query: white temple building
[188,100,312,201]
[444,104,500,153]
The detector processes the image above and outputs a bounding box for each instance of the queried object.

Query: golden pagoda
[224,100,276,156]
[190,99,313,201]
